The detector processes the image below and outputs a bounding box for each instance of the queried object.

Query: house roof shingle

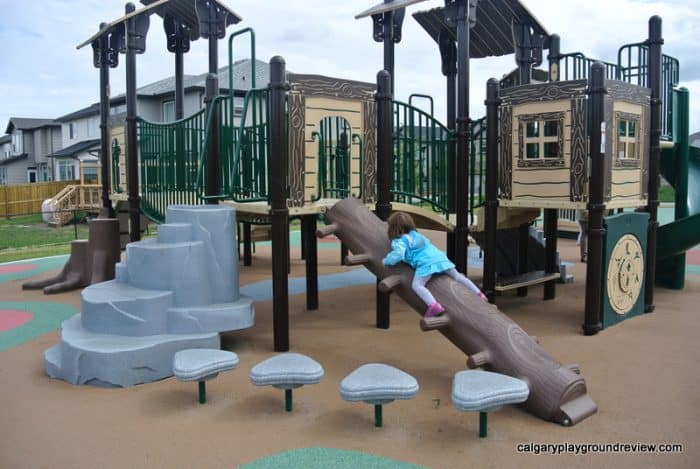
[0,153,28,166]
[0,135,10,144]
[5,118,60,134]
[54,59,271,123]
[48,139,101,158]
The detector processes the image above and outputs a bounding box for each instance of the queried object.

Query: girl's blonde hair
[387,212,416,239]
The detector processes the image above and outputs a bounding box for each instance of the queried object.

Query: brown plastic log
[320,198,597,425]
[23,218,120,294]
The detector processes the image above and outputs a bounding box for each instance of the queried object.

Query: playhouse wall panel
[288,93,306,207]
[303,97,365,203]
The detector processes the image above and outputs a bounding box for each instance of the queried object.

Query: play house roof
[413,0,550,59]
[76,0,242,49]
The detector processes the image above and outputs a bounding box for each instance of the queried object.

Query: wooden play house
[286,73,376,207]
[498,79,650,210]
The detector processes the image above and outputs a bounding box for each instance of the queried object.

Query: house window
[163,100,175,122]
[0,167,7,185]
[87,118,98,138]
[518,112,565,167]
[12,130,23,154]
[38,164,51,182]
[27,168,37,183]
[58,160,76,181]
[615,112,641,167]
[110,104,126,115]
[82,166,99,184]
[69,123,76,140]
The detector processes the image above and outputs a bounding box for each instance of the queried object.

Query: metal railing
[195,88,270,203]
[138,109,207,223]
[618,42,680,139]
[557,48,680,140]
[559,52,620,81]
[312,116,363,200]
[391,100,453,215]
[469,117,487,224]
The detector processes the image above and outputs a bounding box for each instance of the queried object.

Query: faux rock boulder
[45,205,255,387]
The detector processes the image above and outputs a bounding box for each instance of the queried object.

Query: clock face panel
[606,234,645,315]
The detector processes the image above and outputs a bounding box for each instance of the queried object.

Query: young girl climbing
[382,212,487,318]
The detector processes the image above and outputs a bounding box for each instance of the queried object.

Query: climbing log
[319,198,597,425]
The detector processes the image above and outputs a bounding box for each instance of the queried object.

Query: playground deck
[1,234,698,468]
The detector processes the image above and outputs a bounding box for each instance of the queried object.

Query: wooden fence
[0,181,78,218]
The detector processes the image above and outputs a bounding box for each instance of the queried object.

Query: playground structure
[58,0,700,426]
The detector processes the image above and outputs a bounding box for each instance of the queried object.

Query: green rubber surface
[238,447,426,469]
[0,301,78,351]
[0,255,69,283]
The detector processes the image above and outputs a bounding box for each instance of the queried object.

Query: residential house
[52,104,102,183]
[1,118,61,185]
[0,134,11,184]
[52,59,269,189]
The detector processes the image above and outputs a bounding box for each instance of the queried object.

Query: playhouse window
[516,112,565,168]
[617,118,638,159]
[523,119,560,159]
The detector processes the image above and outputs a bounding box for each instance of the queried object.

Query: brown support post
[269,57,290,351]
[96,24,113,217]
[543,209,558,300]
[242,222,252,266]
[543,33,562,301]
[583,63,606,336]
[204,73,220,203]
[340,243,349,266]
[375,70,393,329]
[454,0,470,274]
[517,224,529,296]
[439,22,457,263]
[644,16,663,313]
[124,3,149,242]
[483,78,500,303]
[303,215,319,310]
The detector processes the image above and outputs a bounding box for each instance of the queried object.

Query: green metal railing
[557,48,680,140]
[391,100,453,214]
[138,109,207,223]
[111,139,122,193]
[559,52,620,80]
[469,117,487,224]
[312,116,363,200]
[195,88,270,203]
[618,42,680,139]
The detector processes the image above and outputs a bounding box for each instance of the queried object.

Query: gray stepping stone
[339,363,419,427]
[451,370,529,438]
[250,353,324,411]
[173,349,239,404]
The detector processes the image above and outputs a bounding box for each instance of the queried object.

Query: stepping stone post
[250,353,324,412]
[173,349,239,404]
[451,370,529,438]
[339,364,419,427]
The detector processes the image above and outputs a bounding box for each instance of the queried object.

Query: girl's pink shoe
[425,302,445,318]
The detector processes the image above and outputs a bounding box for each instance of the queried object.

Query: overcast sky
[1,0,698,133]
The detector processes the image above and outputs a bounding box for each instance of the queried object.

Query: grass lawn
[0,214,89,263]
[659,185,676,203]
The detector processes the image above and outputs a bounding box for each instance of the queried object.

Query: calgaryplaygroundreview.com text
[516,442,684,456]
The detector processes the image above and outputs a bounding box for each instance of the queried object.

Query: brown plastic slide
[319,198,597,425]
[23,218,120,294]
